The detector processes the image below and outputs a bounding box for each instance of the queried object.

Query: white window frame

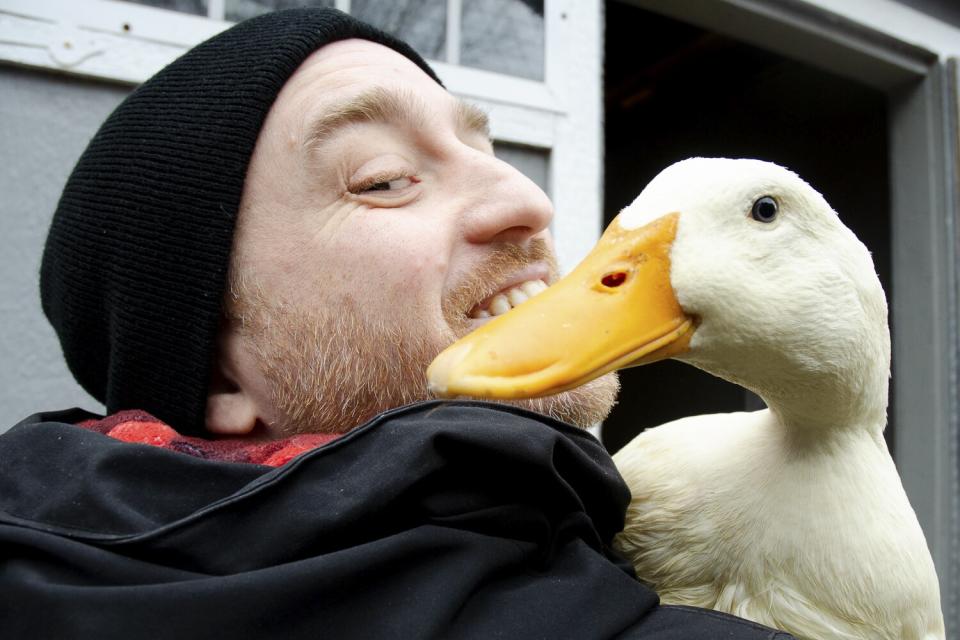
[0,0,603,273]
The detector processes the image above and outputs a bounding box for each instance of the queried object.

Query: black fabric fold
[0,401,791,639]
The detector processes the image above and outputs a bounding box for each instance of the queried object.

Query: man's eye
[352,175,417,194]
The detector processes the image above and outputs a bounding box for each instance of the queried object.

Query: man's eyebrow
[456,100,491,140]
[302,87,491,153]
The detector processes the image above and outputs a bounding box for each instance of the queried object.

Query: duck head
[428,158,889,425]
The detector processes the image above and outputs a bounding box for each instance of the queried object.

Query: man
[0,8,792,639]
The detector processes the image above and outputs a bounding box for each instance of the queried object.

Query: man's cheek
[420,249,448,275]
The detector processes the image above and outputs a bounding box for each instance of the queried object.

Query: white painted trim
[208,0,225,21]
[543,0,603,274]
[1,0,231,47]
[445,0,460,65]
[0,12,209,84]
[430,60,561,113]
[467,98,556,148]
[0,0,566,152]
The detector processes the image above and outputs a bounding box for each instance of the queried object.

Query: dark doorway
[601,1,891,454]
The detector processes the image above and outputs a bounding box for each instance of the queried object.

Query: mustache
[442,238,558,331]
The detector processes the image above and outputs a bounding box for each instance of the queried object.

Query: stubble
[224,243,618,437]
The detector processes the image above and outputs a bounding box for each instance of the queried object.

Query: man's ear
[205,323,260,436]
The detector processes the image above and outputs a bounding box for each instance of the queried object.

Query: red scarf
[76,410,340,467]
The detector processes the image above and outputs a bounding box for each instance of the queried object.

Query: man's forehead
[263,38,489,152]
[281,38,434,110]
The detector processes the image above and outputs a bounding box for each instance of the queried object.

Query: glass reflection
[226,0,335,22]
[461,0,544,80]
[350,0,447,61]
[121,0,208,16]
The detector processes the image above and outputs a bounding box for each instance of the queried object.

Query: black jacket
[0,401,791,639]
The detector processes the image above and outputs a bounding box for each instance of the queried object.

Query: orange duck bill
[427,212,697,399]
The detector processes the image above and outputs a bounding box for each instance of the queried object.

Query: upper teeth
[471,279,548,319]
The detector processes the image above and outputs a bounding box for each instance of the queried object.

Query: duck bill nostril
[602,272,628,288]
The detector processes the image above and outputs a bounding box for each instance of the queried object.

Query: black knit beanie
[40,8,442,434]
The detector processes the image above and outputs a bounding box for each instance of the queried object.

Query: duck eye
[751,196,778,223]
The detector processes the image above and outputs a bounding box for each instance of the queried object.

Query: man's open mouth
[468,279,548,319]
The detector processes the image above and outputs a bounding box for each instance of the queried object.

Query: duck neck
[754,353,889,442]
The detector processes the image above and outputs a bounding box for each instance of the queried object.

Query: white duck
[427,158,945,640]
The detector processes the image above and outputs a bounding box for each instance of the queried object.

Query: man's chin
[430,322,620,429]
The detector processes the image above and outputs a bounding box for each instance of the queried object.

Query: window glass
[494,142,549,195]
[225,0,334,22]
[461,0,544,80]
[350,0,447,61]
[120,0,208,15]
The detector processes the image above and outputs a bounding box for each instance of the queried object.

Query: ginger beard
[226,239,619,437]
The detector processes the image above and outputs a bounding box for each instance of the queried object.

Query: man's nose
[457,151,554,245]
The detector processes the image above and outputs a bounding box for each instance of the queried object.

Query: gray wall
[0,66,129,426]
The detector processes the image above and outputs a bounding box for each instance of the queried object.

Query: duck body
[427,158,946,639]
[615,409,943,640]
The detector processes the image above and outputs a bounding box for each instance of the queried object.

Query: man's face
[215,39,618,437]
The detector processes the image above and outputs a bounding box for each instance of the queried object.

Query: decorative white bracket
[0,0,230,84]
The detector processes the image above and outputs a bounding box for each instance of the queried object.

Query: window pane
[121,0,208,15]
[350,0,446,61]
[494,142,549,195]
[226,0,335,23]
[461,0,544,80]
